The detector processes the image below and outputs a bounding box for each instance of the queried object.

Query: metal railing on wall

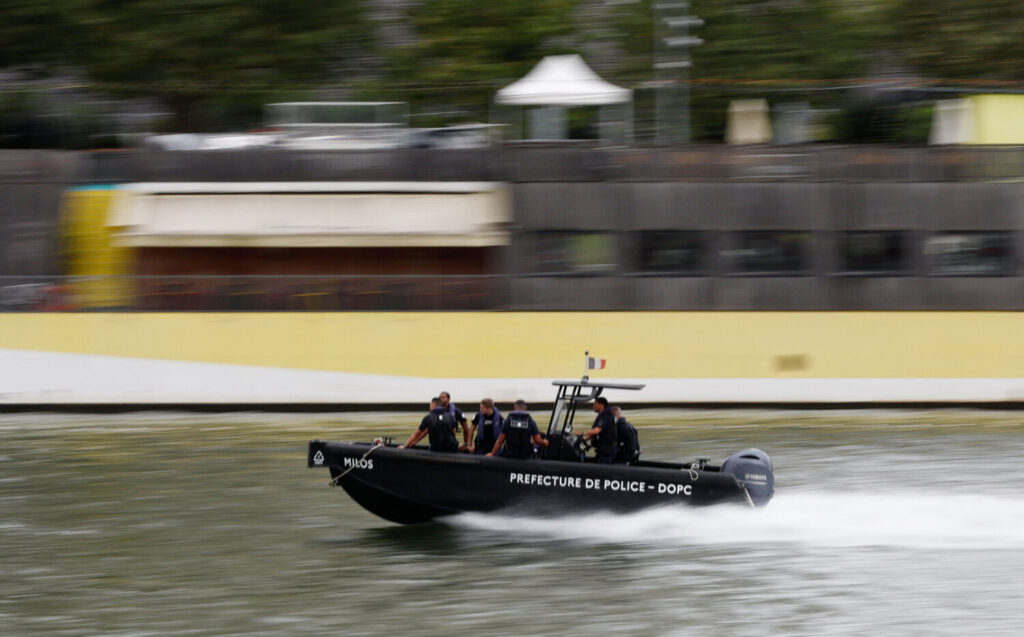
[0,275,506,312]
[6,272,1024,312]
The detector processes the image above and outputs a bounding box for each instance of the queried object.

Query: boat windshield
[547,380,645,436]
[547,397,571,437]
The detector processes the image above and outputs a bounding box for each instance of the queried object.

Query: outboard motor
[720,448,775,506]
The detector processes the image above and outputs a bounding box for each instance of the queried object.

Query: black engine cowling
[720,448,774,506]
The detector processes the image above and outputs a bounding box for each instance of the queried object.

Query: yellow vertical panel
[61,188,134,308]
[970,95,1024,144]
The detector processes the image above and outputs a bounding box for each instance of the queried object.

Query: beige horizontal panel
[119,182,504,194]
[113,232,510,248]
[110,188,511,247]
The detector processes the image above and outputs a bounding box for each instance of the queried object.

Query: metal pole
[654,4,662,143]
[653,2,702,144]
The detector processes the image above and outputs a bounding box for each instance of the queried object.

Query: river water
[3,409,1024,636]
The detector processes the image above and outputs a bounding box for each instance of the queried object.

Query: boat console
[542,379,645,463]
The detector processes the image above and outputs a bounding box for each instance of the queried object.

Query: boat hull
[309,440,756,524]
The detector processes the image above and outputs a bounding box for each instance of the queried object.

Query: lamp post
[652,1,702,144]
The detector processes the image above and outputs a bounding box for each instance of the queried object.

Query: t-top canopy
[495,54,632,106]
[552,381,646,391]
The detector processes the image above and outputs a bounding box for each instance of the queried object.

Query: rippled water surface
[3,409,1024,636]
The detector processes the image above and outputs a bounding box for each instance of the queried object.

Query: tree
[607,0,882,140]
[886,0,1024,81]
[0,0,374,132]
[386,0,579,124]
[0,1,92,68]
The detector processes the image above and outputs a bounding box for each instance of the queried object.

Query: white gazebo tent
[494,54,633,143]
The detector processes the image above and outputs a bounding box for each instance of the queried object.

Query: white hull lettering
[602,479,646,493]
[509,472,582,489]
[656,483,692,496]
[509,472,692,497]
[343,457,374,470]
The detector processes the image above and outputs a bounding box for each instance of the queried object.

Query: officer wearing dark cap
[399,397,459,452]
[578,396,617,464]
[612,405,640,465]
[486,399,548,459]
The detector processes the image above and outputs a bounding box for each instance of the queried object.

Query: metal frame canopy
[494,55,634,144]
[546,380,645,437]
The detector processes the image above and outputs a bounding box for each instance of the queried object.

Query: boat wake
[446,489,1024,551]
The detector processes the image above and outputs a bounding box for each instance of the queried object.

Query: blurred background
[3,0,1024,405]
[5,0,1024,147]
[3,0,1024,312]
[5,6,1024,636]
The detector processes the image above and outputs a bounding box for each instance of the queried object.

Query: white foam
[447,489,1024,551]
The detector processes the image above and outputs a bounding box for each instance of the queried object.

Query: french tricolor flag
[586,355,606,370]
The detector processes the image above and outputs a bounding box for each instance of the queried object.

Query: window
[527,232,617,274]
[839,231,908,274]
[925,231,1014,275]
[725,231,811,274]
[638,231,706,274]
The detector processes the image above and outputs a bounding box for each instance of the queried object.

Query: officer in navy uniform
[611,405,640,465]
[486,399,548,459]
[400,397,459,452]
[439,391,469,450]
[578,396,617,463]
[469,397,503,455]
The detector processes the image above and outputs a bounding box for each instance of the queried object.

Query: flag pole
[582,350,590,383]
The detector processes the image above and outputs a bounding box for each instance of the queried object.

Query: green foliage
[605,0,655,84]
[698,0,874,80]
[827,100,901,143]
[3,0,1024,143]
[0,1,91,68]
[387,0,579,122]
[826,100,934,144]
[0,0,374,132]
[605,0,890,141]
[566,106,599,139]
[607,0,882,83]
[896,103,934,144]
[886,0,1024,80]
[0,91,122,149]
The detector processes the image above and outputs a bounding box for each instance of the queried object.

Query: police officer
[439,391,469,450]
[578,396,617,464]
[486,399,548,459]
[468,398,502,455]
[399,397,459,452]
[611,405,640,465]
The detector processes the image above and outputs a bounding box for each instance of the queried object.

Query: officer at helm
[577,396,617,464]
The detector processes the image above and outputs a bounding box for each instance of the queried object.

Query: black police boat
[308,379,775,525]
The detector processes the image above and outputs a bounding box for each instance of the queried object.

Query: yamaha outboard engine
[720,448,774,506]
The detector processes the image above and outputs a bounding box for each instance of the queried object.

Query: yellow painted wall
[971,95,1024,144]
[3,312,1024,379]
